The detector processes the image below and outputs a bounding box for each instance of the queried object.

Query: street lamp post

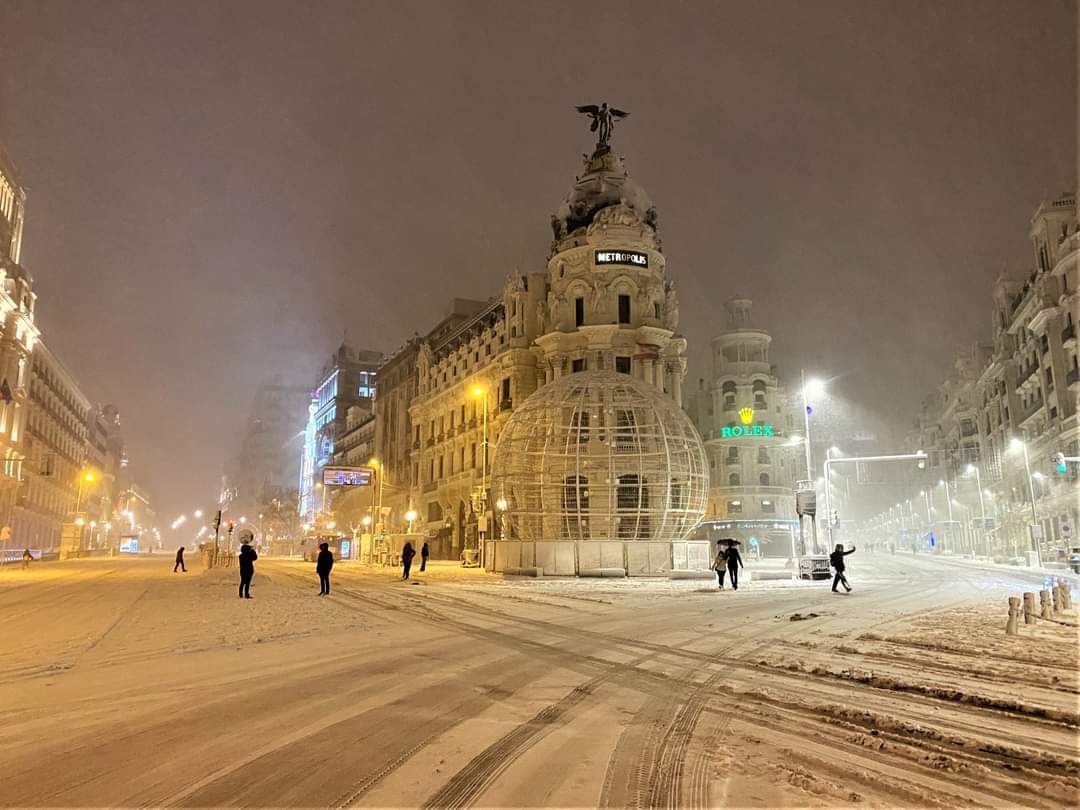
[74,471,95,514]
[1009,438,1041,566]
[801,373,824,553]
[939,478,953,553]
[472,386,489,568]
[966,464,987,558]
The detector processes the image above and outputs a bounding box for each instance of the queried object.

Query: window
[616,474,649,539]
[726,447,738,463]
[761,498,775,514]
[727,499,743,514]
[575,297,585,327]
[438,456,444,478]
[572,410,590,443]
[428,502,443,522]
[654,302,661,319]
[757,447,770,464]
[615,356,631,374]
[572,358,586,373]
[618,294,631,324]
[562,475,589,541]
[470,443,476,468]
[722,381,736,410]
[501,377,511,402]
[614,408,637,451]
[759,472,770,486]
[728,473,740,486]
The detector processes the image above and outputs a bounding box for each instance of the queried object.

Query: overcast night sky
[0,0,1076,521]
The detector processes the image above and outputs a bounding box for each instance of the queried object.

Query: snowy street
[1,555,1077,808]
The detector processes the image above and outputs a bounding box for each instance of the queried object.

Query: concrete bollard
[1022,592,1036,624]
[1051,582,1063,614]
[1063,583,1073,611]
[1039,590,1052,620]
[1006,596,1020,635]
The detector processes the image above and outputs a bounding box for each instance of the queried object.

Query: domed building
[491,372,709,575]
[379,113,699,569]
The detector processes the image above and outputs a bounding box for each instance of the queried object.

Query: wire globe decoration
[492,371,708,545]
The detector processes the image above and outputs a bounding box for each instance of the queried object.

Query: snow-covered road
[0,554,1076,808]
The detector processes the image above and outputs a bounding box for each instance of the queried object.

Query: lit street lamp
[1009,438,1041,566]
[800,373,825,553]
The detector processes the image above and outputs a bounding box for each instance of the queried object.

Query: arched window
[722,381,736,410]
[759,472,770,486]
[562,475,589,541]
[617,474,650,539]
[728,472,740,486]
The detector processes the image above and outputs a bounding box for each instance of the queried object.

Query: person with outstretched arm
[316,542,334,595]
[830,544,855,593]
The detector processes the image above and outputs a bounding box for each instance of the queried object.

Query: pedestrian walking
[401,541,416,580]
[726,541,744,590]
[830,543,855,593]
[420,541,429,572]
[238,540,257,598]
[712,541,728,589]
[22,548,32,569]
[174,546,186,573]
[316,542,334,595]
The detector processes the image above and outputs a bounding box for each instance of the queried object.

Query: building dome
[552,151,657,242]
[492,371,708,547]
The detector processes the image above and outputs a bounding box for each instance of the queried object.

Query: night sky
[0,0,1076,521]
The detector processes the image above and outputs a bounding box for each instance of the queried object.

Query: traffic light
[1053,453,1067,474]
[916,453,927,470]
[830,509,839,527]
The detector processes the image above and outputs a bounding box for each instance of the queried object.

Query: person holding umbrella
[712,540,729,589]
[725,538,745,591]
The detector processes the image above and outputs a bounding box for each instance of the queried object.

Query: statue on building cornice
[590,275,609,313]
[663,281,680,331]
[575,103,629,154]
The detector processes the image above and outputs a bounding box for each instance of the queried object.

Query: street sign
[796,490,817,517]
[1061,522,1073,538]
[971,517,996,530]
[1030,524,1043,541]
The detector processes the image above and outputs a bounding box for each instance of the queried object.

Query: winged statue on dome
[575,103,629,151]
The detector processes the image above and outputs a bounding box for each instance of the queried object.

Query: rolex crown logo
[739,407,754,425]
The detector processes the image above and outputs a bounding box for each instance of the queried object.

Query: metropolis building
[374,123,707,573]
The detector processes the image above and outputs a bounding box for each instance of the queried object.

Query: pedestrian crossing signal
[1054,453,1067,474]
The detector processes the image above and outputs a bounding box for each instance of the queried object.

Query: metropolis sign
[595,249,648,268]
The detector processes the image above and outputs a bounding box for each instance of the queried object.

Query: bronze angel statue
[576,103,629,149]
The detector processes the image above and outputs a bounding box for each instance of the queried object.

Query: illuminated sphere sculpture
[491,371,709,576]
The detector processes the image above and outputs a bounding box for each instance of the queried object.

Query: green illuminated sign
[721,424,775,438]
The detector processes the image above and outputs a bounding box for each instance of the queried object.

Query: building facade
[399,136,692,561]
[685,297,800,555]
[15,341,91,551]
[0,147,40,542]
[910,190,1079,560]
[298,344,382,519]
[225,382,309,519]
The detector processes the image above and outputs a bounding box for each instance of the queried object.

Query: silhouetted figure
[420,541,429,572]
[712,542,727,589]
[830,543,855,593]
[174,546,186,573]
[316,542,334,595]
[726,542,744,590]
[238,540,257,598]
[22,548,32,569]
[402,541,416,581]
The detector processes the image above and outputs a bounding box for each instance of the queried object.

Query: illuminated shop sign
[594,249,648,268]
[720,406,776,438]
[323,466,374,486]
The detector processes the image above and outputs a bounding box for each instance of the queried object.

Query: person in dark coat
[238,540,257,598]
[830,543,855,592]
[712,541,728,589]
[726,541,744,590]
[401,541,416,580]
[420,541,430,572]
[316,542,334,595]
[22,548,32,569]
[174,546,186,573]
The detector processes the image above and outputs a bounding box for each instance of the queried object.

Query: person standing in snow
[420,541,429,572]
[401,541,416,581]
[712,541,728,589]
[726,541,744,590]
[316,542,334,595]
[830,543,855,593]
[238,540,257,598]
[22,548,32,569]
[174,546,186,573]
